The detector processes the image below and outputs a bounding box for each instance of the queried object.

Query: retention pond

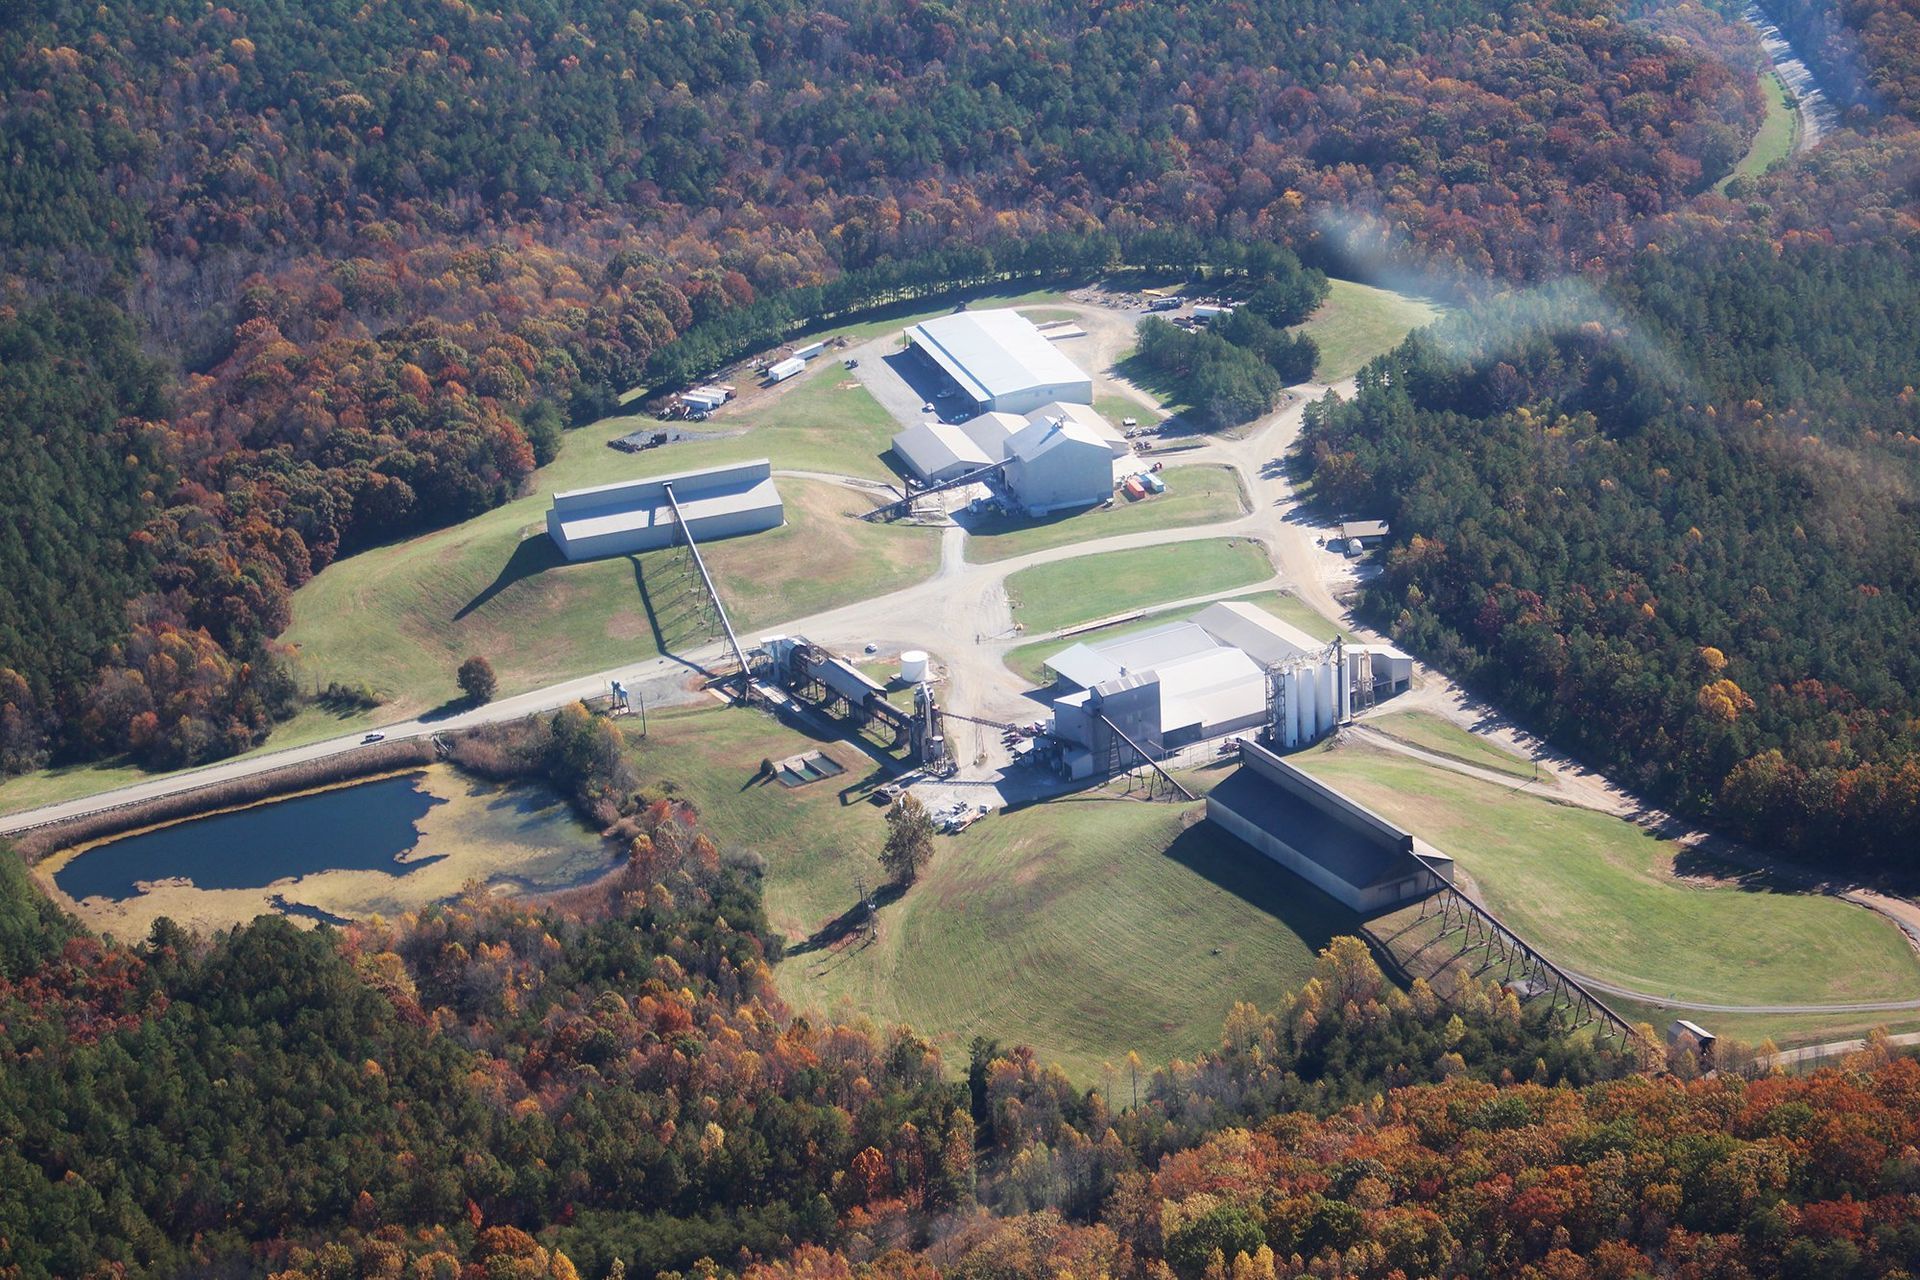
[44,765,615,935]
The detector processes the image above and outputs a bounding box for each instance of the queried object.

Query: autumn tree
[457,655,497,704]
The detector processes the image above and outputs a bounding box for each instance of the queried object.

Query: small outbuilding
[546,458,783,561]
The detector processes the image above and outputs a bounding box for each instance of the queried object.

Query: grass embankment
[1002,589,1345,686]
[1719,70,1799,193]
[1301,280,1444,381]
[1294,740,1920,1009]
[283,476,938,720]
[616,704,1347,1082]
[965,466,1247,563]
[1363,710,1536,780]
[1005,539,1272,635]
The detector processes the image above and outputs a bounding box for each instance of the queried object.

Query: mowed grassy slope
[1363,709,1536,779]
[1295,741,1920,1006]
[1302,280,1443,381]
[284,475,939,718]
[1002,588,1346,686]
[965,466,1247,563]
[779,794,1352,1082]
[1005,538,1272,634]
[606,362,904,481]
[615,704,1347,1082]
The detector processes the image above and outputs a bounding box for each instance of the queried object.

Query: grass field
[777,793,1353,1082]
[1002,589,1345,686]
[1364,710,1536,779]
[1301,280,1444,381]
[1719,70,1799,193]
[1295,741,1920,1007]
[965,466,1247,563]
[1094,392,1160,426]
[1005,539,1272,634]
[281,475,938,719]
[612,703,1349,1081]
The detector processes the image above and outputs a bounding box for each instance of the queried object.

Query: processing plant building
[546,459,783,560]
[905,309,1094,415]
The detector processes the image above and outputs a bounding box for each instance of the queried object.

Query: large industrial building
[1002,413,1115,514]
[1207,740,1454,913]
[905,309,1094,415]
[546,459,783,561]
[1040,601,1416,774]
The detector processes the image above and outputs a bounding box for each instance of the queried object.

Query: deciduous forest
[1,0,1759,771]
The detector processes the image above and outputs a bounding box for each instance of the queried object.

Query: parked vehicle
[362,732,386,744]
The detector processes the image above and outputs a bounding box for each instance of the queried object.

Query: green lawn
[618,705,1349,1082]
[597,363,903,481]
[1005,539,1273,635]
[1719,70,1799,193]
[777,791,1354,1082]
[1094,392,1161,426]
[965,466,1247,563]
[1295,741,1920,1007]
[1018,307,1080,324]
[1300,280,1444,381]
[282,474,939,719]
[1364,709,1536,779]
[1002,589,1345,686]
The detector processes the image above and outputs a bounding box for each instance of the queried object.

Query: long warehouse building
[905,309,1093,415]
[546,459,783,560]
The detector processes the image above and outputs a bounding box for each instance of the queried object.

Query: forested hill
[0,0,1760,775]
[1302,131,1920,866]
[14,788,1920,1278]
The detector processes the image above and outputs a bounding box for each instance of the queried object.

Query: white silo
[1336,640,1352,723]
[1299,660,1319,741]
[1318,654,1337,735]
[1283,666,1302,748]
[899,649,929,684]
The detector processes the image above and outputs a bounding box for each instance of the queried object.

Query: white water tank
[900,650,929,684]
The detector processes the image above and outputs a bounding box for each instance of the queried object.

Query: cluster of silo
[1267,641,1353,750]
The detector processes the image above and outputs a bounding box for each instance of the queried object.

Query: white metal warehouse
[905,309,1093,415]
[546,459,783,561]
[1002,413,1114,514]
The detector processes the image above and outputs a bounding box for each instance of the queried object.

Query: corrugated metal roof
[1192,601,1322,667]
[1154,647,1265,732]
[891,422,991,478]
[960,412,1024,460]
[907,309,1090,403]
[1043,622,1220,689]
[1208,767,1417,890]
[552,476,782,542]
[1007,413,1109,462]
[1028,401,1127,455]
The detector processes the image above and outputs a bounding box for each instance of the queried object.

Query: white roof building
[1003,413,1114,515]
[890,421,994,484]
[906,309,1093,415]
[1044,621,1219,688]
[1154,648,1267,743]
[1026,401,1131,459]
[546,459,783,561]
